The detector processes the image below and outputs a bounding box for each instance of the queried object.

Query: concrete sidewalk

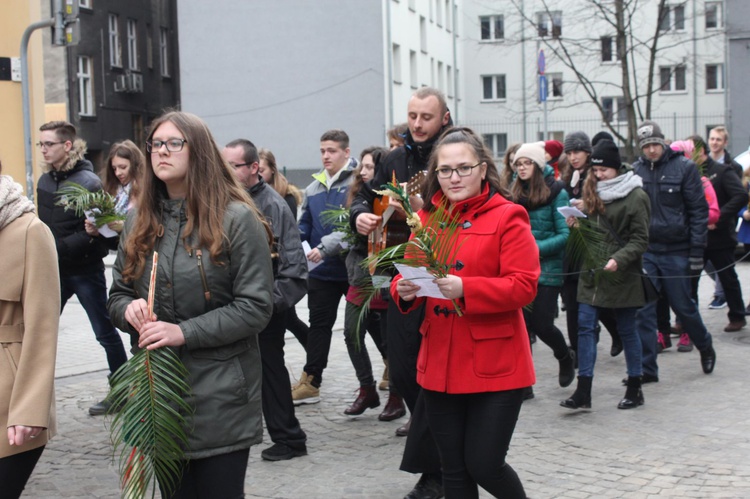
[23,257,750,498]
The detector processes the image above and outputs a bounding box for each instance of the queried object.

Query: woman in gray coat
[108,111,274,498]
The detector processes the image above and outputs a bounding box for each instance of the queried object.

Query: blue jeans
[60,270,127,375]
[635,252,712,377]
[578,304,641,378]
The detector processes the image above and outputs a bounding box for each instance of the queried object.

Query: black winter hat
[590,140,622,170]
[563,131,592,153]
[591,131,615,147]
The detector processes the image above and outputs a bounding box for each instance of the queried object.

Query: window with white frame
[77,56,94,116]
[659,4,685,31]
[445,0,451,31]
[146,24,153,69]
[480,15,504,41]
[410,50,418,89]
[482,74,506,101]
[109,14,122,67]
[548,72,563,98]
[705,2,722,29]
[483,133,508,159]
[408,0,415,11]
[393,44,402,84]
[601,36,622,62]
[430,57,435,86]
[536,10,562,38]
[659,65,686,92]
[447,65,453,97]
[602,96,627,123]
[437,60,444,90]
[436,0,443,27]
[127,19,138,70]
[79,0,91,8]
[160,27,170,77]
[706,64,724,91]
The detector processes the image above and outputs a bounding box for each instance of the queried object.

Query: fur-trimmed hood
[41,138,88,173]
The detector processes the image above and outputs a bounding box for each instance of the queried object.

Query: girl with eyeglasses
[509,142,576,394]
[107,111,274,498]
[392,127,538,498]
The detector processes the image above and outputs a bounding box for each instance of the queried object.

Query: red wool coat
[391,187,539,394]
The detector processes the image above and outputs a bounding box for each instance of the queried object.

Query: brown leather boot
[343,384,380,416]
[378,392,406,421]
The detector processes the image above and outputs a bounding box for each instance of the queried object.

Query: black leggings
[162,448,250,499]
[0,445,45,499]
[422,389,526,499]
[524,285,569,359]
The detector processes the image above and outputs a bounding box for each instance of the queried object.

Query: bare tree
[509,0,689,159]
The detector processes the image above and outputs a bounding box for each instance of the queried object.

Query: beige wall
[0,1,49,196]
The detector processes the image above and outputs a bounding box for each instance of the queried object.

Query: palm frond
[566,217,623,287]
[109,346,193,499]
[320,206,359,247]
[55,182,126,226]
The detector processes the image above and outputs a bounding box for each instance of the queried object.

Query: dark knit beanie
[637,120,667,150]
[591,131,615,147]
[590,139,622,170]
[563,131,592,153]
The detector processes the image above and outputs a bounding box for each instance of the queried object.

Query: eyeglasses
[146,138,188,153]
[436,162,483,179]
[36,141,64,149]
[230,162,252,169]
[514,160,536,169]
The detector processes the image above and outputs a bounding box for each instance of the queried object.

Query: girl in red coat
[391,127,539,498]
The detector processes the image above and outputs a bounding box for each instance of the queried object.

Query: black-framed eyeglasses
[146,138,188,153]
[230,162,252,169]
[436,162,483,179]
[36,141,64,149]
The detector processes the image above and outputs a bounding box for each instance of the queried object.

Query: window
[706,64,724,91]
[482,74,506,100]
[706,2,722,29]
[430,57,435,86]
[410,50,417,89]
[109,14,121,67]
[79,0,91,8]
[660,4,686,31]
[392,44,402,84]
[445,0,451,31]
[77,56,94,116]
[146,24,153,69]
[602,96,627,123]
[437,61,444,90]
[659,65,686,92]
[483,133,508,159]
[436,0,442,27]
[601,36,623,62]
[480,15,504,41]
[536,11,562,38]
[429,0,433,22]
[127,19,138,70]
[408,0,415,11]
[549,72,563,98]
[447,65,453,97]
[420,16,427,52]
[159,27,170,77]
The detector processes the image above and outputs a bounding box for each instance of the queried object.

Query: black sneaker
[260,443,307,461]
[89,399,114,416]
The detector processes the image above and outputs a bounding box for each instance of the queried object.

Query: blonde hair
[258,148,302,205]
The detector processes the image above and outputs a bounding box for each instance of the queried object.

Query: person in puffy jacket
[509,142,576,392]
[108,111,274,497]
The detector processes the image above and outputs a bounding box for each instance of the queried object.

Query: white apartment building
[461,0,727,158]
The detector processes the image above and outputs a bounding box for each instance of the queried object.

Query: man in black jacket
[689,136,747,332]
[223,139,308,462]
[350,87,450,499]
[36,121,128,416]
[633,120,716,381]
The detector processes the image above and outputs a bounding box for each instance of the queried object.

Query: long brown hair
[122,111,270,281]
[258,148,302,205]
[346,146,388,207]
[500,142,522,189]
[509,158,550,209]
[103,140,144,200]
[581,169,606,215]
[422,127,507,212]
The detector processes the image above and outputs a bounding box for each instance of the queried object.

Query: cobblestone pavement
[21,257,750,498]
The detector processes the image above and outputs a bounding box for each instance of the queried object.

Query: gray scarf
[597,171,643,204]
[0,175,36,230]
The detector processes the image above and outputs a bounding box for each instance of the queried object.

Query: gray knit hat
[637,120,667,150]
[563,131,592,153]
[514,142,547,170]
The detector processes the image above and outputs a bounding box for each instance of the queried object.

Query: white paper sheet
[557,206,587,219]
[302,240,323,272]
[394,263,446,299]
[84,210,119,238]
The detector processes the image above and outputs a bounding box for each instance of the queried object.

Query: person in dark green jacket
[108,111,274,498]
[510,142,576,391]
[560,140,651,411]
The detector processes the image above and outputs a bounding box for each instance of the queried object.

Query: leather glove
[688,256,704,278]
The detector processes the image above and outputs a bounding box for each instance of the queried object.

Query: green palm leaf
[109,347,193,499]
[566,217,623,287]
[55,181,126,226]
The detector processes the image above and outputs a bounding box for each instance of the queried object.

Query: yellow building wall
[0,1,49,197]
